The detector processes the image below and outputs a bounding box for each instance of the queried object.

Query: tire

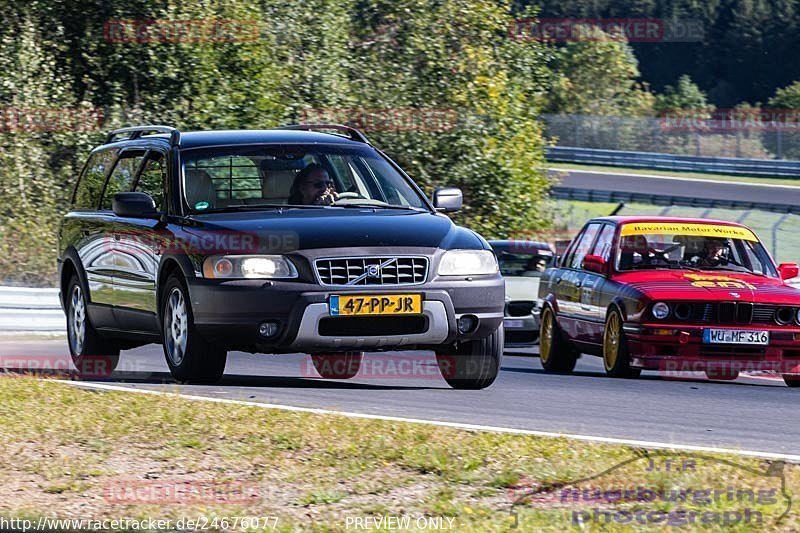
[602,309,641,378]
[310,352,364,379]
[65,274,120,377]
[705,369,739,381]
[539,306,577,373]
[161,274,227,383]
[435,326,503,390]
[783,375,800,387]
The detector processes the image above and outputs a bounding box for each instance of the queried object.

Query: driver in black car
[288,163,339,205]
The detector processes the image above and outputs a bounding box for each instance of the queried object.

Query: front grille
[315,256,428,286]
[673,302,796,326]
[752,305,776,323]
[507,301,535,317]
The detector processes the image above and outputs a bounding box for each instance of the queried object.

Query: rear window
[73,149,118,210]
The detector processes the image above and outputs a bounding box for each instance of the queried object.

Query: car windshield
[181,144,429,213]
[495,249,554,278]
[616,222,778,277]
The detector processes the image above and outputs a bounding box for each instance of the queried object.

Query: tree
[545,27,655,116]
[655,74,711,113]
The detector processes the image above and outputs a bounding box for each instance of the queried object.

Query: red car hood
[614,269,800,304]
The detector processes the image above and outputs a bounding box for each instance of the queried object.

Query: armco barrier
[0,286,65,333]
[546,146,800,178]
[549,186,800,215]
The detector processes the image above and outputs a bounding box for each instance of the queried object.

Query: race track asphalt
[548,167,800,206]
[3,339,798,457]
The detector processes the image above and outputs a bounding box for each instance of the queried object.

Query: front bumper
[503,315,540,346]
[626,323,800,374]
[186,276,504,353]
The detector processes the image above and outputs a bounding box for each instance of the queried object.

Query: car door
[555,223,602,341]
[576,223,617,344]
[96,149,148,316]
[112,149,165,332]
[70,148,119,326]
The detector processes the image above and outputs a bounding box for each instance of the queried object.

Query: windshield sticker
[194,201,210,210]
[621,223,757,242]
[684,273,757,290]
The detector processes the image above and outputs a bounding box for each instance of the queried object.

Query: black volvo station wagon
[58,124,505,388]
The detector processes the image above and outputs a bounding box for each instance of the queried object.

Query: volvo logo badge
[366,264,380,278]
[730,292,741,299]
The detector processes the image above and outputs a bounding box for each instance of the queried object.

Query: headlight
[202,255,298,279]
[652,302,670,320]
[438,250,498,276]
[796,308,800,326]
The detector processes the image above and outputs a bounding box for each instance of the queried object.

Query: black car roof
[102,129,367,150]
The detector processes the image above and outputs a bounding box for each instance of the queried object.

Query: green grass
[548,162,800,187]
[0,376,797,531]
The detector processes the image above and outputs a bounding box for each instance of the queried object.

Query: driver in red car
[696,237,728,267]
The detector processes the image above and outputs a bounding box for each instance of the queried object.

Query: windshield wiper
[196,204,326,213]
[332,203,426,211]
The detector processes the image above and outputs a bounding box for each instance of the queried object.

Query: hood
[181,208,485,252]
[615,269,800,305]
[504,276,541,302]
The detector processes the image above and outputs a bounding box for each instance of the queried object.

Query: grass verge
[548,162,800,187]
[0,375,797,531]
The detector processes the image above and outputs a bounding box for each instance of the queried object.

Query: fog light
[259,321,279,338]
[457,315,479,334]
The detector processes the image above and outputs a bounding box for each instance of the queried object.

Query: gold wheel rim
[604,313,620,371]
[540,309,553,364]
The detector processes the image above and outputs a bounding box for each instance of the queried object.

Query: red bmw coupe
[538,216,800,386]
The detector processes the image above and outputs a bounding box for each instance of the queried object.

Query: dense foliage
[524,0,800,108]
[0,0,555,285]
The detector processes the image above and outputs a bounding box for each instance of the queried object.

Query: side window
[134,153,165,211]
[591,225,616,262]
[569,223,601,269]
[101,151,146,210]
[73,149,118,210]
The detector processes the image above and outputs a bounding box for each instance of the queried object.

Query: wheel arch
[607,297,628,321]
[60,247,88,309]
[156,256,193,315]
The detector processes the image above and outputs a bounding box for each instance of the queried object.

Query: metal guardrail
[0,286,65,333]
[549,186,800,215]
[546,146,800,178]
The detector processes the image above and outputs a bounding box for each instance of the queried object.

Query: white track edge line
[547,167,800,190]
[55,380,800,463]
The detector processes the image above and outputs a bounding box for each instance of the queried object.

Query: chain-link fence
[543,114,800,160]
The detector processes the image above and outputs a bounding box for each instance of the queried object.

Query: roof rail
[275,123,370,144]
[106,125,181,146]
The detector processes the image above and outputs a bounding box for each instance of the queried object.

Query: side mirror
[778,262,799,280]
[432,187,462,213]
[582,254,607,275]
[113,192,157,218]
